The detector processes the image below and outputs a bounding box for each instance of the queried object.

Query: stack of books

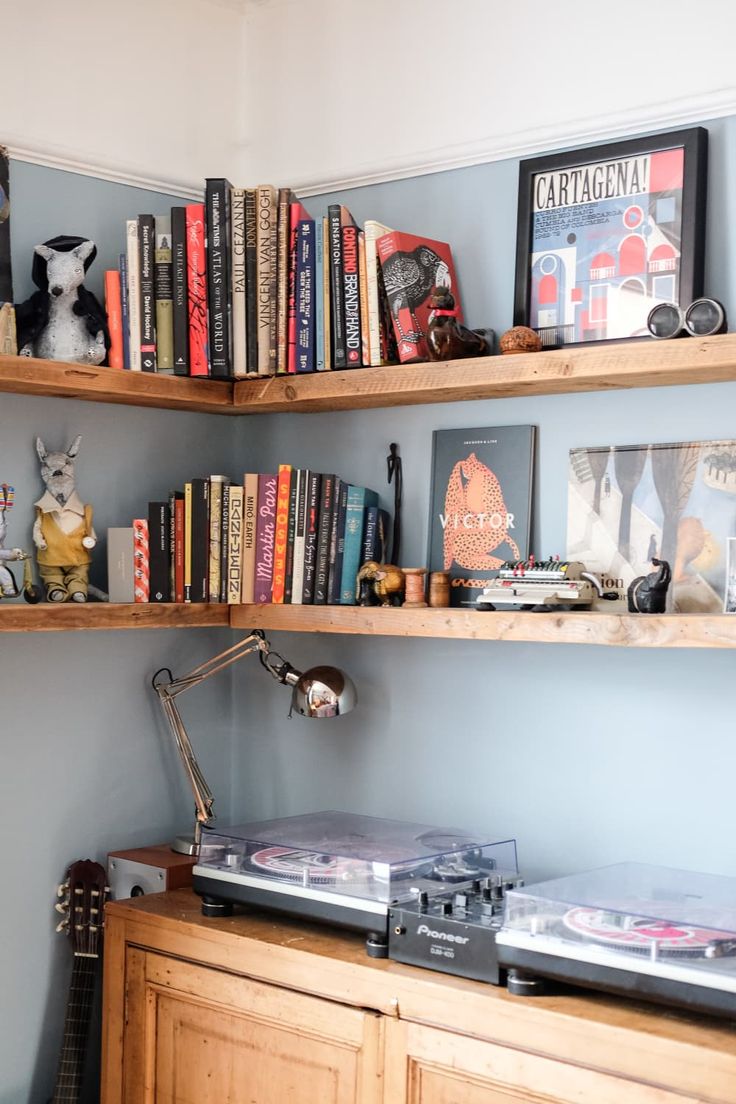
[104,185,461,377]
[113,469,389,605]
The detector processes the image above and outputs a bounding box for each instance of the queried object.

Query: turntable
[496,862,736,1017]
[193,810,518,961]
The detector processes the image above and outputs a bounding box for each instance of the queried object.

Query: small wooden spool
[428,571,451,608]
[403,568,427,607]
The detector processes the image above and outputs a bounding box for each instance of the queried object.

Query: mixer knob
[440,900,452,916]
[453,892,468,910]
[418,891,429,911]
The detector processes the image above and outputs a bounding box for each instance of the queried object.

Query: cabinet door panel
[124,949,382,1104]
[384,1020,701,1104]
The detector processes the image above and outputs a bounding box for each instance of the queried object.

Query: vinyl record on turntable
[562,906,728,959]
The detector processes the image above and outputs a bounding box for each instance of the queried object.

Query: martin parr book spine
[254,473,277,603]
[138,214,157,371]
[171,206,189,376]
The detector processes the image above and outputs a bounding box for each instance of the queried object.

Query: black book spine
[190,477,210,602]
[169,490,183,600]
[171,206,189,375]
[148,501,170,602]
[205,178,233,378]
[138,214,157,371]
[301,472,322,603]
[327,204,346,368]
[219,483,231,603]
[244,189,258,374]
[327,479,348,603]
[283,468,299,603]
[313,474,335,604]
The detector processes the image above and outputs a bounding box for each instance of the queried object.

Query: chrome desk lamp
[152,630,357,855]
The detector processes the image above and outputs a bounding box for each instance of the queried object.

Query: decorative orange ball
[499,326,543,354]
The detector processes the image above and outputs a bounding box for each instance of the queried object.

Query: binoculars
[646,298,726,339]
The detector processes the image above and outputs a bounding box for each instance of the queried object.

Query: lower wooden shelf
[231,603,736,648]
[0,603,230,632]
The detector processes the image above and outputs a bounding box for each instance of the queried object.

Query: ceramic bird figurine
[426,287,492,362]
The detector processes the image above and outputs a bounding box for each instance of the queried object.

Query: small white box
[107,527,135,603]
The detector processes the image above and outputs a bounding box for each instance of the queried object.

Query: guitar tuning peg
[57,881,69,898]
[55,918,69,933]
[54,902,69,914]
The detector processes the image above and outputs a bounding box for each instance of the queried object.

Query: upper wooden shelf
[0,603,229,632]
[233,333,736,413]
[3,335,736,416]
[0,355,235,414]
[231,603,736,649]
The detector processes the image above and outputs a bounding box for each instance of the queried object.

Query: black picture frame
[513,127,708,348]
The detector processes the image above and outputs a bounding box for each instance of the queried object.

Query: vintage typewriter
[475,557,617,611]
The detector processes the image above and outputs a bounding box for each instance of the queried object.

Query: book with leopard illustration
[427,426,536,607]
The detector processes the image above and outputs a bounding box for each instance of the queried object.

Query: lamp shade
[291,665,357,718]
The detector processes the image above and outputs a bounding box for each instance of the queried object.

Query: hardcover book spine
[291,469,308,606]
[313,474,335,604]
[208,475,228,602]
[125,220,142,371]
[148,501,170,602]
[186,204,209,376]
[362,504,379,566]
[219,484,230,602]
[358,231,369,366]
[241,473,258,604]
[271,464,292,603]
[184,481,193,602]
[190,477,210,603]
[138,214,157,372]
[341,488,378,604]
[174,495,185,603]
[341,212,361,367]
[327,205,346,368]
[284,467,299,603]
[327,478,347,603]
[205,178,232,378]
[254,473,277,603]
[133,519,150,602]
[119,252,130,369]
[230,188,247,378]
[154,215,174,373]
[321,217,331,371]
[315,224,324,371]
[171,206,189,376]
[364,221,392,366]
[169,490,182,600]
[227,485,244,605]
[104,270,123,369]
[244,189,258,375]
[296,217,315,373]
[301,471,322,603]
[276,188,293,373]
[287,203,299,374]
[256,184,277,375]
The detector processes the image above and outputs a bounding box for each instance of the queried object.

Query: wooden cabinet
[102,890,736,1104]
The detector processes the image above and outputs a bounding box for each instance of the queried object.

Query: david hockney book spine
[186,204,209,376]
[314,474,335,604]
[254,474,277,603]
[341,487,378,604]
[206,178,233,377]
[138,214,157,371]
[190,477,210,603]
[119,252,130,369]
[148,500,170,602]
[327,204,346,368]
[171,206,189,376]
[154,215,174,373]
[227,484,244,604]
[244,188,259,375]
[296,215,315,373]
[271,464,292,603]
[301,471,322,603]
[230,188,247,378]
[341,209,362,367]
[125,220,142,371]
[104,270,123,368]
[276,187,293,374]
[241,473,258,603]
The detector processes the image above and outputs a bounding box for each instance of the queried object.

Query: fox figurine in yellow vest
[33,435,97,602]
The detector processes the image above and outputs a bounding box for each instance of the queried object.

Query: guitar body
[52,859,108,1104]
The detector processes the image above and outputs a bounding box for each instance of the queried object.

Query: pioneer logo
[416,924,469,944]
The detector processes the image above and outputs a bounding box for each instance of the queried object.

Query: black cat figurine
[627,558,671,614]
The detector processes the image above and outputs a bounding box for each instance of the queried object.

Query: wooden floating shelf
[3,336,736,417]
[0,355,235,415]
[0,603,230,632]
[233,333,736,413]
[231,604,736,649]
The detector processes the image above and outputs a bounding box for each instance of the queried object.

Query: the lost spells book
[427,425,536,608]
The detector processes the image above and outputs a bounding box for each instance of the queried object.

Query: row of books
[102,183,461,378]
[110,470,390,605]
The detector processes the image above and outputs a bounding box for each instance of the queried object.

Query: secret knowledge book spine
[205,178,233,378]
[138,214,157,372]
[171,206,189,376]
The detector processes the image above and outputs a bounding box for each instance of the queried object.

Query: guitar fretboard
[51,954,98,1104]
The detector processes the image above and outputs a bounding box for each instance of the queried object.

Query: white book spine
[126,219,142,371]
[290,469,307,605]
[231,188,247,378]
[227,486,244,605]
[364,220,392,367]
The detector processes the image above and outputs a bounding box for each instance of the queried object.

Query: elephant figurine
[627,558,671,614]
[356,561,404,607]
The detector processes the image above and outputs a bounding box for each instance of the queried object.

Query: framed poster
[513,128,707,347]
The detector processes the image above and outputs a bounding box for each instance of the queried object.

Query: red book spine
[174,498,185,603]
[287,204,300,374]
[186,203,209,376]
[271,465,292,603]
[341,216,361,367]
[133,519,149,603]
[104,270,123,368]
[254,474,277,604]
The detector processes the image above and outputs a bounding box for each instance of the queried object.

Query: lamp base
[171,833,223,859]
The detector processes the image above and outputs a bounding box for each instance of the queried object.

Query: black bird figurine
[426,286,491,361]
